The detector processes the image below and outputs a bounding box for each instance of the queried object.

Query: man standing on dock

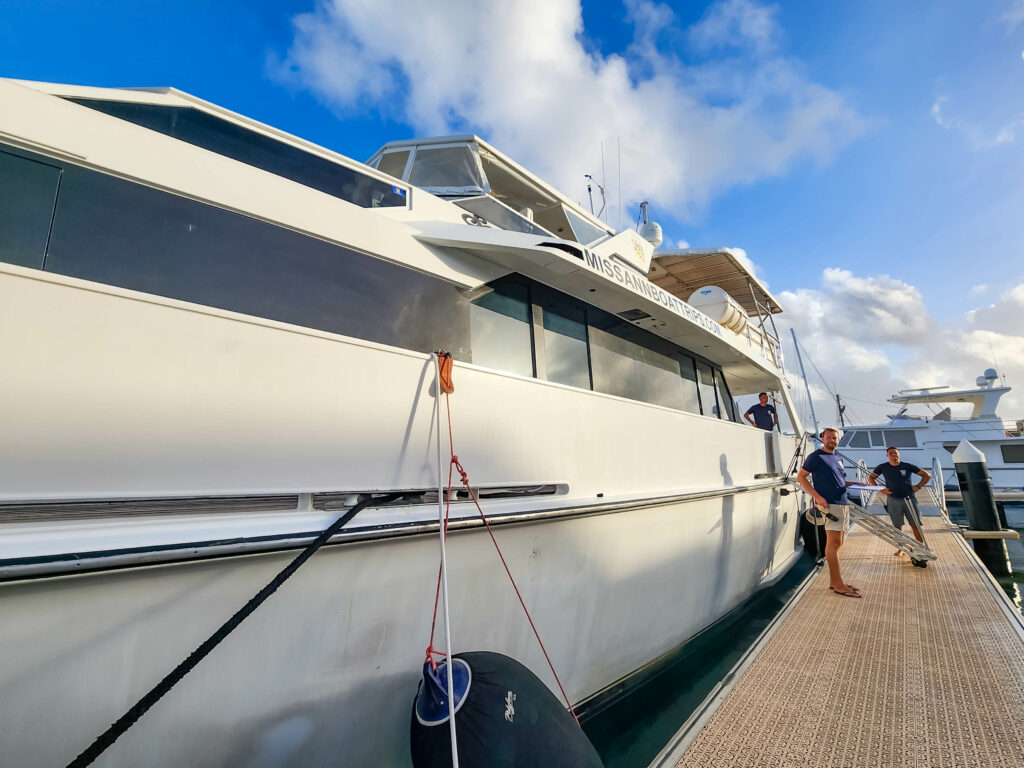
[744,392,778,431]
[867,447,931,567]
[798,427,860,597]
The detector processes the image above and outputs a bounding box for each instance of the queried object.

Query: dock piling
[953,440,1010,576]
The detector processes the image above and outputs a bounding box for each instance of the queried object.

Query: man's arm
[743,408,756,427]
[797,468,827,508]
[867,470,891,494]
[772,406,779,428]
[913,467,932,492]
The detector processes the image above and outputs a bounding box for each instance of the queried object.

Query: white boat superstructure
[838,370,1024,492]
[0,78,808,766]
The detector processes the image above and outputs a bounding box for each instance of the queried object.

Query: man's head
[886,446,901,464]
[821,427,839,451]
[758,392,768,406]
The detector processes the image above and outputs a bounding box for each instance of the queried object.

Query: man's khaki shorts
[823,503,851,532]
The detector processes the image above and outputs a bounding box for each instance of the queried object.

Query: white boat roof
[648,248,782,315]
[368,134,613,244]
[889,386,1010,406]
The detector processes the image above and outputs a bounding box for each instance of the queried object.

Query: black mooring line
[65,492,402,768]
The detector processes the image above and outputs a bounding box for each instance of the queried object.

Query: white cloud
[687,0,780,55]
[778,272,1024,426]
[931,95,1024,149]
[1003,0,1024,32]
[271,0,867,220]
[970,284,989,296]
[676,239,691,249]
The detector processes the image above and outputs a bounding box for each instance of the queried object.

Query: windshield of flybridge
[368,138,614,246]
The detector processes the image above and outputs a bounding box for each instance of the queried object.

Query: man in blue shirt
[744,392,778,431]
[868,447,932,567]
[798,427,859,597]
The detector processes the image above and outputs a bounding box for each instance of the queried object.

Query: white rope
[433,353,460,767]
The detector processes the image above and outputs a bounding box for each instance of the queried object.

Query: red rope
[425,391,580,724]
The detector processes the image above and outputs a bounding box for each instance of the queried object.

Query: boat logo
[462,212,490,228]
[504,690,517,722]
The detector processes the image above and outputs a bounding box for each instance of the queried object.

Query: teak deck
[663,516,1024,768]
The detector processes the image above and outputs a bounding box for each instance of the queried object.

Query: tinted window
[590,323,686,410]
[1001,444,1024,463]
[470,281,534,376]
[848,431,870,448]
[713,369,737,422]
[43,163,469,355]
[538,292,590,389]
[678,356,701,414]
[0,149,61,269]
[67,99,407,209]
[838,431,853,447]
[376,150,410,180]
[870,430,885,446]
[696,363,719,418]
[883,430,917,448]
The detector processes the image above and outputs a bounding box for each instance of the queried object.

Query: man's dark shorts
[886,495,922,528]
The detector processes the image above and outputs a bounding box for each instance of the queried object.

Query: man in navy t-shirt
[744,392,778,431]
[868,447,932,567]
[798,427,859,597]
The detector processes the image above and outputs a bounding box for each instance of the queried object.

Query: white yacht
[0,79,808,767]
[837,369,1024,492]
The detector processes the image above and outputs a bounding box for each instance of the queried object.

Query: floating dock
[653,515,1024,767]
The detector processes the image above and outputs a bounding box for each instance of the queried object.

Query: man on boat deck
[798,428,860,597]
[867,447,932,567]
[744,392,778,431]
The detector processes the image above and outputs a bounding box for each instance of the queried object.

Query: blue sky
[3,0,1023,425]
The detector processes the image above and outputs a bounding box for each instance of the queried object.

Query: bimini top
[648,248,782,316]
[367,135,614,247]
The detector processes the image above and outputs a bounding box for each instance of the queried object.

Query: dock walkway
[662,517,1024,767]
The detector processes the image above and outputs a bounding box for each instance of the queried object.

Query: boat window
[590,321,688,410]
[848,431,870,448]
[679,356,702,415]
[713,369,738,422]
[882,430,917,448]
[1001,445,1024,463]
[0,149,62,269]
[537,292,591,390]
[469,281,535,377]
[376,150,410,180]
[838,431,853,447]
[870,430,885,446]
[64,99,408,209]
[563,206,610,247]
[407,146,484,191]
[695,363,720,418]
[36,155,469,356]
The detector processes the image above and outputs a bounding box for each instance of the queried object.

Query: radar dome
[984,368,998,381]
[639,221,663,248]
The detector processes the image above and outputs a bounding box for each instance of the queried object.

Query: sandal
[832,587,862,598]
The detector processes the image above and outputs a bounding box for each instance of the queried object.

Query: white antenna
[600,141,607,224]
[617,138,622,232]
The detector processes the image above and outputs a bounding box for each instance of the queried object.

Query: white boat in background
[838,369,1024,493]
[0,78,808,767]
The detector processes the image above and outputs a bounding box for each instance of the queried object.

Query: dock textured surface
[674,519,1024,767]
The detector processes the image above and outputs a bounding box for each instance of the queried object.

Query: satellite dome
[984,368,998,381]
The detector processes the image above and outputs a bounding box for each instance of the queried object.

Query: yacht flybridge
[0,78,807,767]
[838,369,1024,492]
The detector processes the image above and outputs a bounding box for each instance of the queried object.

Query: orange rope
[424,381,580,724]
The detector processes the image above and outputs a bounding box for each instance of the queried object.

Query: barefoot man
[868,447,931,567]
[798,428,860,597]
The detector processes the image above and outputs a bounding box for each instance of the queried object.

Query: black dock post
[953,440,1010,576]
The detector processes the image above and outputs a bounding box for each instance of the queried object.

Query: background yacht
[837,369,1024,492]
